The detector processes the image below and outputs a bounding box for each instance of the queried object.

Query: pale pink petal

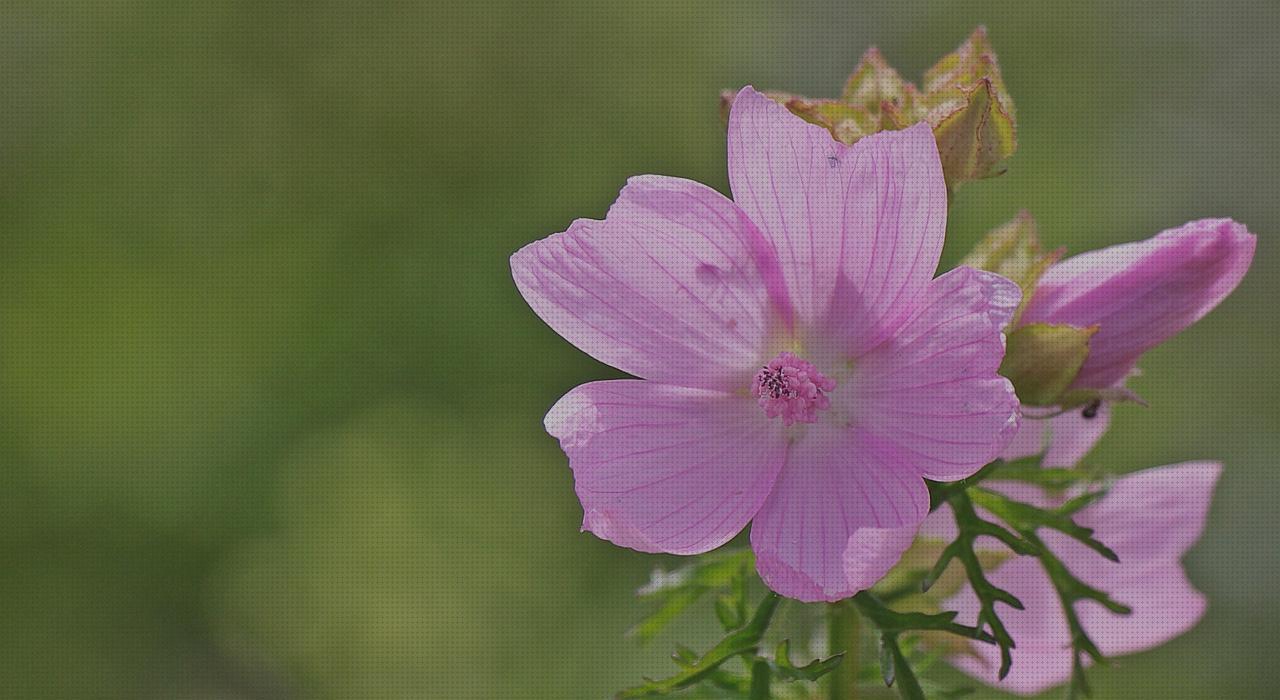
[1044,404,1111,467]
[1054,461,1222,581]
[512,175,782,390]
[1077,564,1207,658]
[726,87,947,352]
[750,425,929,602]
[853,266,1022,480]
[1000,402,1112,467]
[1022,219,1255,389]
[999,415,1048,463]
[546,380,786,555]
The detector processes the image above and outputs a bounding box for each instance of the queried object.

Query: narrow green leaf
[768,639,845,683]
[630,587,706,644]
[671,645,698,668]
[631,550,755,643]
[618,593,782,698]
[715,597,741,631]
[879,635,896,687]
[884,634,926,700]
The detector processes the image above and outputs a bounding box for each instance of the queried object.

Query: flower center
[751,352,836,426]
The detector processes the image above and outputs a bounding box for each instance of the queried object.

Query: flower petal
[1079,564,1207,659]
[1022,219,1255,389]
[853,266,1022,480]
[1056,461,1221,580]
[545,380,786,555]
[750,425,928,601]
[512,175,782,390]
[726,87,947,351]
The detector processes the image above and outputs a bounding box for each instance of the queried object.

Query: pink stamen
[751,352,836,426]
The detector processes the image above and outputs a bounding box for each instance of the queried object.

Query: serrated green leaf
[1013,528,1131,700]
[919,487,1032,678]
[852,592,995,643]
[971,488,1120,563]
[1000,324,1098,406]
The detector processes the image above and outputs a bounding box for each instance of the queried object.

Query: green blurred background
[0,1,1275,698]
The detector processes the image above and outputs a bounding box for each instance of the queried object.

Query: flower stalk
[827,601,861,700]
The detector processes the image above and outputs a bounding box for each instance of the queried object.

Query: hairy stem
[828,601,861,700]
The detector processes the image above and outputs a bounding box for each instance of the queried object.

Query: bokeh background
[0,1,1276,698]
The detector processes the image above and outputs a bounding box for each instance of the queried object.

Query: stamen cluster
[751,352,836,426]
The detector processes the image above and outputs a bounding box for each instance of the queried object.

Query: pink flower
[511,87,1022,602]
[936,462,1221,694]
[1004,221,1255,466]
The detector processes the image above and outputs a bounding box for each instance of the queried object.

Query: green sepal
[842,47,914,107]
[784,97,883,144]
[1000,323,1097,407]
[928,77,1016,188]
[920,26,1018,189]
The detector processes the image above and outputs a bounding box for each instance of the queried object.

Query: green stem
[827,601,861,700]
